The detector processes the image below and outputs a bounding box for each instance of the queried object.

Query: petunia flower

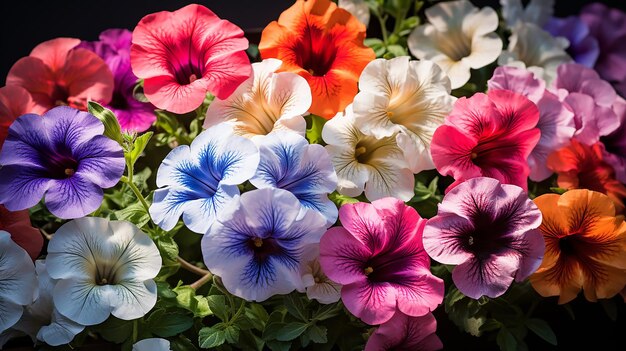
[0,205,43,260]
[149,123,259,234]
[299,244,342,304]
[488,66,575,181]
[423,177,545,299]
[130,4,252,114]
[46,217,162,325]
[601,97,626,183]
[204,59,310,139]
[259,0,375,119]
[133,338,172,351]
[500,0,554,28]
[0,85,45,146]
[319,198,444,325]
[580,3,626,96]
[322,106,414,201]
[430,90,540,191]
[553,63,619,145]
[407,0,502,89]
[352,57,456,173]
[338,0,370,27]
[202,188,327,302]
[9,261,84,346]
[0,106,125,219]
[250,131,338,227]
[6,38,113,111]
[364,312,443,351]
[79,29,156,132]
[544,16,599,68]
[498,22,572,84]
[0,231,37,334]
[547,139,626,212]
[531,190,626,303]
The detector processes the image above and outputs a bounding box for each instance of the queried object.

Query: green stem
[132,319,138,343]
[374,11,389,44]
[190,272,214,290]
[228,301,246,325]
[127,180,150,214]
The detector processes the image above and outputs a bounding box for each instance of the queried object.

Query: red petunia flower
[6,38,114,111]
[0,205,42,261]
[547,139,626,211]
[259,0,375,119]
[0,85,45,145]
[130,4,252,114]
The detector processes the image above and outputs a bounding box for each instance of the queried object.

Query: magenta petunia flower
[130,4,252,114]
[319,198,444,325]
[0,106,125,219]
[423,177,544,299]
[553,63,620,145]
[79,29,155,132]
[488,66,575,181]
[364,312,442,351]
[430,90,540,191]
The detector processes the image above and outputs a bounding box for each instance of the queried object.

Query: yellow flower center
[364,266,374,275]
[253,237,263,248]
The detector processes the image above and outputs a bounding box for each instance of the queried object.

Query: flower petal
[341,281,397,325]
[53,279,112,326]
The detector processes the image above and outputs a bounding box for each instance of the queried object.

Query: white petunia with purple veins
[250,131,338,227]
[150,123,260,234]
[202,188,327,302]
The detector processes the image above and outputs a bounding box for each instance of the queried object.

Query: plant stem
[375,11,389,44]
[177,256,211,276]
[132,319,138,343]
[127,180,150,214]
[190,272,214,290]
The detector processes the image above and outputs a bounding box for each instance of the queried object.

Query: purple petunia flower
[423,177,544,299]
[0,106,125,219]
[601,97,626,183]
[79,29,155,132]
[544,16,599,68]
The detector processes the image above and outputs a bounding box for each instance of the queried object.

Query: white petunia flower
[299,244,341,304]
[322,105,414,201]
[204,58,310,141]
[352,57,456,173]
[45,217,162,326]
[500,0,555,28]
[498,22,572,84]
[0,231,37,334]
[339,0,370,26]
[133,338,172,351]
[407,0,502,89]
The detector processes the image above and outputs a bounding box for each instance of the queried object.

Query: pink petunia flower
[364,312,443,351]
[130,4,252,114]
[423,177,545,299]
[0,85,46,146]
[488,66,575,181]
[6,38,114,111]
[319,198,444,325]
[601,97,626,183]
[430,90,540,191]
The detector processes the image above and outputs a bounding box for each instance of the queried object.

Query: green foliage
[305,114,327,145]
[147,309,194,337]
[88,101,124,145]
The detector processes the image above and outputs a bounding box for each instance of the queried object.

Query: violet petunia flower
[544,16,599,68]
[423,177,545,299]
[364,312,443,351]
[202,188,327,302]
[79,29,156,132]
[250,131,338,227]
[0,106,125,219]
[319,198,444,325]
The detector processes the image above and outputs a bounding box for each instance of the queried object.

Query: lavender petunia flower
[423,177,545,299]
[150,123,260,234]
[202,188,327,302]
[544,16,599,68]
[601,97,626,183]
[79,29,155,132]
[0,106,125,219]
[250,131,338,227]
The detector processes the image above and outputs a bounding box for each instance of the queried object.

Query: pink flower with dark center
[319,198,444,325]
[430,90,541,191]
[0,85,45,146]
[364,312,443,351]
[130,4,252,114]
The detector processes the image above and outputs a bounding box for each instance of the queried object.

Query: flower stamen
[64,168,75,176]
[363,266,374,275]
[253,237,263,248]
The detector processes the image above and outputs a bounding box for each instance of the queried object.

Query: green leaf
[199,326,226,349]
[170,335,199,351]
[114,200,151,228]
[283,293,308,321]
[88,101,124,145]
[401,16,419,30]
[246,303,269,331]
[525,318,557,346]
[312,303,340,321]
[479,319,502,332]
[496,328,518,351]
[385,44,406,57]
[173,285,211,317]
[224,324,241,344]
[157,236,179,261]
[305,114,327,145]
[132,80,150,103]
[549,187,568,195]
[444,287,466,311]
[266,340,291,351]
[207,295,229,321]
[128,132,153,166]
[238,330,265,351]
[328,192,360,207]
[93,317,133,343]
[147,310,194,337]
[307,324,327,344]
[247,44,260,60]
[263,321,286,341]
[277,322,309,341]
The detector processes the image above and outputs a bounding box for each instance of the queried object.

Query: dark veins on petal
[293,24,337,76]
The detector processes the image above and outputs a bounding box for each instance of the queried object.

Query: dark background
[1,0,626,350]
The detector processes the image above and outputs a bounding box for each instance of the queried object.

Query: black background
[1,1,626,350]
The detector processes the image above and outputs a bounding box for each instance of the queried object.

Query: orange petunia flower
[547,139,626,211]
[259,0,375,119]
[531,190,626,304]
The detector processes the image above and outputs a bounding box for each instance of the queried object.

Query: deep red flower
[0,205,42,261]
